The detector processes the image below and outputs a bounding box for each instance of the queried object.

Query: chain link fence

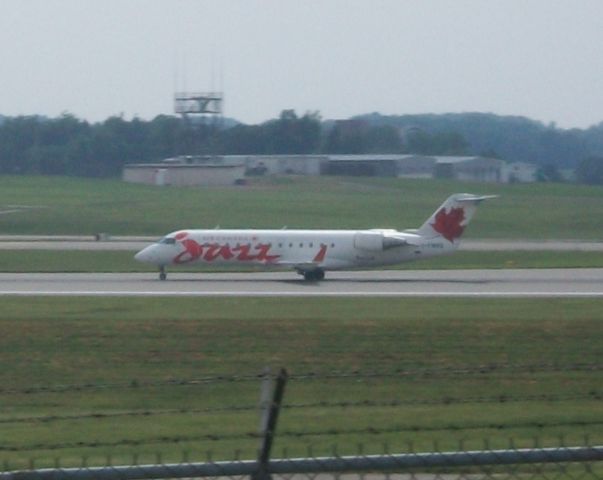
[3,365,602,478]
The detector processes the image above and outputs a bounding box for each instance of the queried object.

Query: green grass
[1,175,603,239]
[2,249,603,272]
[1,297,602,469]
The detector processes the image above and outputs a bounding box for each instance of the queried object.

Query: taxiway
[1,269,602,297]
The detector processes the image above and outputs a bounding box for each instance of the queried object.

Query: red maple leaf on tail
[430,207,466,242]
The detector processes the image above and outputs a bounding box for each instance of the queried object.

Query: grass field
[1,296,602,469]
[1,175,603,239]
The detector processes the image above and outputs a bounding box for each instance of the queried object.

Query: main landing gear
[159,266,167,281]
[301,268,325,281]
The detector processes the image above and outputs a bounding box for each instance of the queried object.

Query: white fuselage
[134,228,456,271]
[134,193,494,280]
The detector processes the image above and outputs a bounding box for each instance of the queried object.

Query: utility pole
[252,368,288,480]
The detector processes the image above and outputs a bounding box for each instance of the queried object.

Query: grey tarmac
[1,237,603,251]
[1,269,603,297]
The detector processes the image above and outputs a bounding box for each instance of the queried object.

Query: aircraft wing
[276,261,322,272]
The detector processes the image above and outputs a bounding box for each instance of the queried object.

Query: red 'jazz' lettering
[203,243,234,261]
[173,236,281,264]
[232,244,256,261]
[255,243,280,263]
[173,233,204,264]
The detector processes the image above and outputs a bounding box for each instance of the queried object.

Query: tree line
[0,110,602,183]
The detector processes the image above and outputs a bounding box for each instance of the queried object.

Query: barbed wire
[1,362,600,395]
[3,419,602,452]
[289,362,603,380]
[2,391,600,426]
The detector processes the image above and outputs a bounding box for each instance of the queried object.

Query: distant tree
[480,148,501,159]
[3,110,603,179]
[356,112,603,168]
[364,125,403,153]
[65,136,95,177]
[576,156,603,185]
[323,119,368,153]
[406,130,468,156]
[220,124,269,154]
[265,110,321,154]
[25,145,67,175]
[147,115,184,159]
[0,116,40,173]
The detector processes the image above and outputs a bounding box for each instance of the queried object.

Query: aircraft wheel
[303,269,325,281]
[159,267,167,281]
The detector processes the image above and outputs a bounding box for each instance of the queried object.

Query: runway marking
[2,291,603,298]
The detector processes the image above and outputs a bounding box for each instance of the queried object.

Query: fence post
[252,367,288,480]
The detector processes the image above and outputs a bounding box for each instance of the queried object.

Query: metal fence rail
[2,446,602,480]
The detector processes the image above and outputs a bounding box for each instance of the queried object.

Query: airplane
[134,193,495,281]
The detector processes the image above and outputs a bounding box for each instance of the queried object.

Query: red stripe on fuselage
[313,244,328,263]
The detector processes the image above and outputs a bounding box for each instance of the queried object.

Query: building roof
[327,154,425,162]
[434,156,504,165]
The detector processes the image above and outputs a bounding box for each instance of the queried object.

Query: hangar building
[123,156,245,187]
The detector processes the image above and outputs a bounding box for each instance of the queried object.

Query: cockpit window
[158,237,177,245]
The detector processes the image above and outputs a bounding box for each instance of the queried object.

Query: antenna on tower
[173,51,224,155]
[174,92,223,117]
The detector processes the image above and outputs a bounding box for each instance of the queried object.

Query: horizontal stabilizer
[454,194,498,203]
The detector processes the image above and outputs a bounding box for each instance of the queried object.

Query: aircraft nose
[134,245,156,263]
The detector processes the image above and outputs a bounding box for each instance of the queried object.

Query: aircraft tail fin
[416,193,496,244]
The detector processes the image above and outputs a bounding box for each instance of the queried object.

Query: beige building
[434,156,505,183]
[123,154,534,186]
[123,160,245,187]
[503,162,538,183]
[244,155,326,176]
[396,155,437,178]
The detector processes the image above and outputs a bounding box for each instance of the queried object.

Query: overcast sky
[2,0,602,128]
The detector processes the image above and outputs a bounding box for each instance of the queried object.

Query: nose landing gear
[159,266,167,281]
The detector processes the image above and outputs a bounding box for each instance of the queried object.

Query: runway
[1,269,603,297]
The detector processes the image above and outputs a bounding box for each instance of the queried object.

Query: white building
[245,155,326,176]
[123,157,245,187]
[123,154,537,186]
[434,156,505,183]
[503,162,538,183]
